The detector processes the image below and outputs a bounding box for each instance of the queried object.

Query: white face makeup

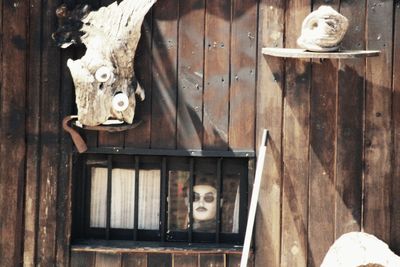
[192,185,217,221]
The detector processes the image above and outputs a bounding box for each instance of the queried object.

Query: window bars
[74,153,250,245]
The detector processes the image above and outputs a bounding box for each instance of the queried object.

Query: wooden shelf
[262,47,381,59]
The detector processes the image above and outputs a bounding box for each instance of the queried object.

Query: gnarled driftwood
[54,0,156,126]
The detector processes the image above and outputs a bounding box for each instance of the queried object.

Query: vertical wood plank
[176,0,205,149]
[203,0,231,150]
[125,13,153,148]
[151,0,179,149]
[173,254,198,267]
[98,132,125,148]
[70,251,96,267]
[56,5,77,264]
[227,253,254,267]
[36,0,61,265]
[147,253,172,267]
[281,1,311,267]
[199,254,225,267]
[364,0,393,242]
[56,145,73,266]
[255,1,284,267]
[335,0,365,238]
[227,254,240,267]
[308,2,339,266]
[122,253,148,267]
[391,0,400,254]
[0,0,28,266]
[23,0,42,265]
[229,0,257,150]
[95,253,122,267]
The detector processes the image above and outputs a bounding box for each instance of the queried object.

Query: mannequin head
[192,185,217,221]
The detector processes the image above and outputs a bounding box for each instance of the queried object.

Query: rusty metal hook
[62,115,88,153]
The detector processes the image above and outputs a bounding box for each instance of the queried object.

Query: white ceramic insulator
[112,92,129,112]
[95,66,112,82]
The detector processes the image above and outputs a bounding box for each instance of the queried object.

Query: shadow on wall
[133,0,258,149]
[67,0,256,20]
[264,56,397,266]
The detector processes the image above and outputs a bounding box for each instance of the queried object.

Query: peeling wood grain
[255,1,284,267]
[281,1,311,267]
[0,0,28,266]
[203,0,231,150]
[364,0,393,243]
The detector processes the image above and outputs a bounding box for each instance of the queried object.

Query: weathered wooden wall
[70,250,248,267]
[257,0,398,267]
[0,0,400,266]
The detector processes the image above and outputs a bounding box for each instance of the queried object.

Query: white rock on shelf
[297,5,349,52]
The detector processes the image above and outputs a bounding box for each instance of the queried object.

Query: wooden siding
[69,250,251,267]
[0,0,400,267]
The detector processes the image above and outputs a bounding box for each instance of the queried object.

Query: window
[73,153,249,245]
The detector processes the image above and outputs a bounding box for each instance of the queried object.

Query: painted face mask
[192,185,217,221]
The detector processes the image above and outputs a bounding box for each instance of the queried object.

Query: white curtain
[90,167,160,230]
[111,168,135,229]
[138,170,160,229]
[90,167,108,228]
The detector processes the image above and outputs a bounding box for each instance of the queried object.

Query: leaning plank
[0,0,28,266]
[241,130,268,267]
[255,1,284,266]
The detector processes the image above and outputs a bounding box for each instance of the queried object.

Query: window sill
[71,240,246,255]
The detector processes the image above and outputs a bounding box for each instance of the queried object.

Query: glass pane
[111,168,135,229]
[90,167,107,228]
[221,174,240,233]
[193,174,217,232]
[138,169,161,230]
[168,170,190,231]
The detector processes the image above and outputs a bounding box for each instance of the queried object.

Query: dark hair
[182,174,217,197]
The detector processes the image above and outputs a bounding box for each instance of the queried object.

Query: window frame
[72,152,252,246]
